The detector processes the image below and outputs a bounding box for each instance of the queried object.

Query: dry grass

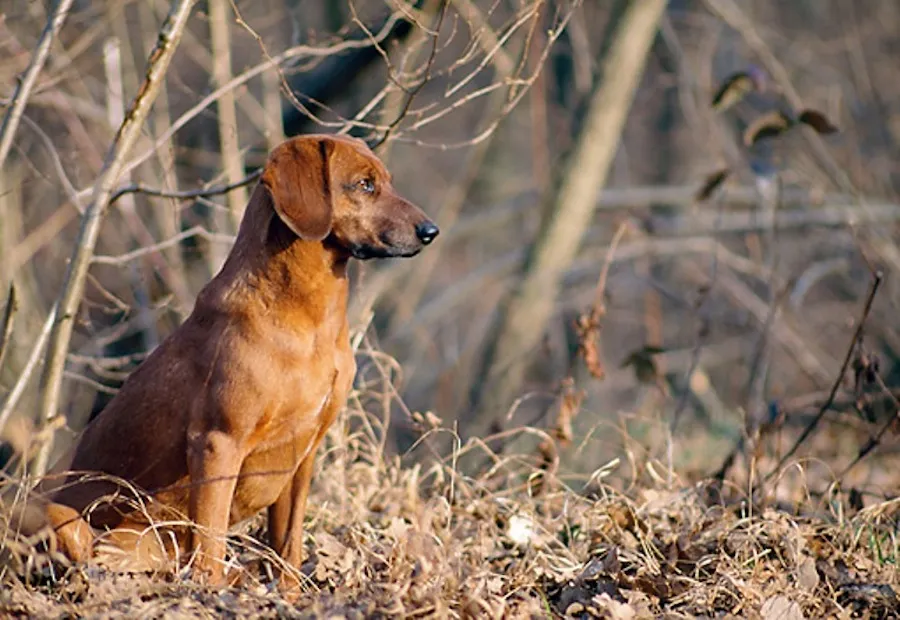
[1,346,898,619]
[2,2,900,617]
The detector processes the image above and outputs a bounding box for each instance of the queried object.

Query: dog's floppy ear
[261,137,333,241]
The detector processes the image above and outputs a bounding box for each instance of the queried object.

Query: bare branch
[767,271,884,480]
[0,284,17,375]
[704,0,900,277]
[0,304,57,438]
[0,0,76,171]
[209,0,248,232]
[110,169,262,206]
[470,0,668,427]
[61,13,404,210]
[92,226,235,267]
[33,0,199,476]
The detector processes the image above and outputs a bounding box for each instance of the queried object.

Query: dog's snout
[415,221,439,245]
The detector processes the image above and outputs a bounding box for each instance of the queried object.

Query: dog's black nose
[416,221,439,245]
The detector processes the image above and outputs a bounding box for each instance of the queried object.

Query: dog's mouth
[349,244,422,260]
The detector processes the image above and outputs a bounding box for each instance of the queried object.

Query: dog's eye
[357,178,375,194]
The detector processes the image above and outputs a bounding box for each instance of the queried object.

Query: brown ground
[2,406,898,619]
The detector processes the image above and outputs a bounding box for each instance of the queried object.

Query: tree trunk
[467,0,667,435]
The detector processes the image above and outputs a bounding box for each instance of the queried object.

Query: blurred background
[1,0,898,504]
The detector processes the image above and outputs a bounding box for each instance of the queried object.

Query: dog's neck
[204,185,350,323]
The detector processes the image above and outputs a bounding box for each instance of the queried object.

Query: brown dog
[37,134,437,587]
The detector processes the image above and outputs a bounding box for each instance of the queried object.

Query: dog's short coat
[37,134,438,590]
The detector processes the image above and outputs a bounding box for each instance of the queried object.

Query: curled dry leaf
[744,110,794,146]
[711,69,765,112]
[797,109,838,134]
[695,168,730,202]
[530,438,558,496]
[554,377,584,446]
[575,313,605,379]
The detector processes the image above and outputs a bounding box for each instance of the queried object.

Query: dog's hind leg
[44,501,95,562]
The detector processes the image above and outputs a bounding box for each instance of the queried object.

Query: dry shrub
[1,344,898,619]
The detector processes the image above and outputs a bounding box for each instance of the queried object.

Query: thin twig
[64,14,403,210]
[92,226,235,266]
[570,220,631,383]
[448,0,516,84]
[18,115,82,211]
[208,0,248,233]
[837,373,900,481]
[103,36,160,353]
[670,192,727,436]
[385,86,510,333]
[139,0,192,316]
[33,0,199,477]
[371,0,448,149]
[153,0,268,137]
[0,0,76,171]
[0,284,17,374]
[110,169,262,205]
[0,304,58,437]
[590,221,631,318]
[766,271,884,482]
[380,2,581,149]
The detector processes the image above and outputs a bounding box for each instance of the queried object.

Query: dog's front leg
[187,429,242,585]
[267,433,327,599]
[268,441,319,564]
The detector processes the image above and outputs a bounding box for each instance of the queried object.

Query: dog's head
[260,134,438,259]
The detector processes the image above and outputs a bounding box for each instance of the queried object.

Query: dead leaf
[565,602,585,616]
[386,516,409,542]
[761,595,805,620]
[530,438,558,496]
[712,70,760,112]
[695,168,730,202]
[797,109,838,134]
[796,555,819,592]
[744,110,794,146]
[623,590,655,619]
[575,313,605,379]
[506,513,537,547]
[607,502,637,532]
[554,377,584,445]
[592,592,636,620]
[315,532,353,580]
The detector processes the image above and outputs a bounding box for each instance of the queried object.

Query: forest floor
[2,411,898,619]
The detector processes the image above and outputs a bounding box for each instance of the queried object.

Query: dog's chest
[251,344,352,449]
[250,382,331,454]
[234,351,350,517]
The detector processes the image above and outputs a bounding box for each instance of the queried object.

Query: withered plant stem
[767,270,884,481]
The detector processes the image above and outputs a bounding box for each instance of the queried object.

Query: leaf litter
[2,401,898,619]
